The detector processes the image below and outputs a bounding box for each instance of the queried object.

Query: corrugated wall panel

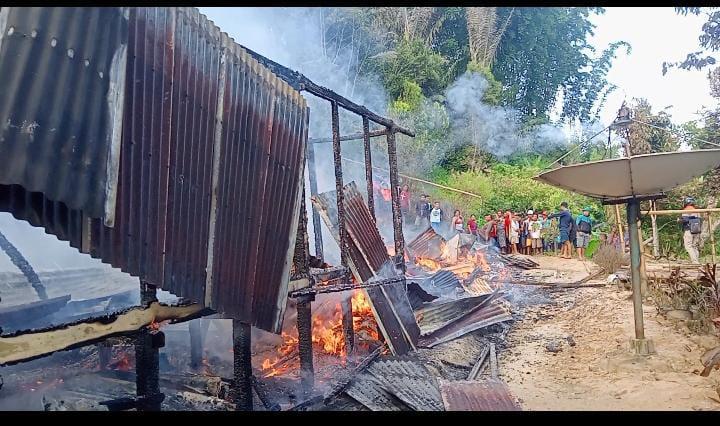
[0,7,128,218]
[163,8,221,303]
[0,7,310,334]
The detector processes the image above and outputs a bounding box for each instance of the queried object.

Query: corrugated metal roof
[419,302,512,348]
[407,226,445,259]
[0,7,128,219]
[0,7,308,333]
[416,294,494,336]
[367,357,444,411]
[345,374,409,411]
[312,182,419,355]
[420,270,461,297]
[439,379,521,411]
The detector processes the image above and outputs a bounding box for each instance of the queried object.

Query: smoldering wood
[467,345,490,380]
[0,302,210,366]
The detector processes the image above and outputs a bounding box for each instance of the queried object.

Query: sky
[591,7,716,126]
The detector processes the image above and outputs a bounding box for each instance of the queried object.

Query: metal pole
[627,200,654,355]
[362,117,376,222]
[386,129,406,273]
[307,142,324,259]
[232,320,253,411]
[331,101,354,353]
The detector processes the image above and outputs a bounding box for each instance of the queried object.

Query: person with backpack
[678,197,702,263]
[575,206,593,259]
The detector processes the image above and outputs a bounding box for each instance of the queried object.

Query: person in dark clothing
[548,201,574,259]
[415,194,431,229]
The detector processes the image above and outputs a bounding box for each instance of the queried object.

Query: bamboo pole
[643,208,720,215]
[615,204,625,251]
[650,200,660,258]
[709,213,716,264]
[341,156,484,200]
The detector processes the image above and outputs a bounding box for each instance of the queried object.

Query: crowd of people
[406,189,596,259]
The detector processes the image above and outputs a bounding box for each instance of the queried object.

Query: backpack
[578,219,591,234]
[689,217,702,234]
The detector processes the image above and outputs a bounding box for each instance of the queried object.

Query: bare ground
[502,256,720,411]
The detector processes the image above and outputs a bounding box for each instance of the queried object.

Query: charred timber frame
[232,320,253,411]
[386,130,405,273]
[135,281,164,411]
[363,118,376,223]
[330,101,355,354]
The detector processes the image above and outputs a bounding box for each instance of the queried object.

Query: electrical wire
[630,118,720,148]
[544,123,614,170]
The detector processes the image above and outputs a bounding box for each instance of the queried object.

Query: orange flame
[475,251,491,272]
[259,290,380,378]
[417,257,441,272]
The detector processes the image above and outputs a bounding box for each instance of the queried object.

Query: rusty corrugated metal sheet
[416,294,494,336]
[210,35,307,330]
[312,182,420,355]
[407,226,445,259]
[439,379,521,411]
[419,302,512,348]
[366,358,444,411]
[0,7,308,334]
[0,7,128,220]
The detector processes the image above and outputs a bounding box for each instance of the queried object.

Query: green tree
[492,7,630,122]
[664,7,720,74]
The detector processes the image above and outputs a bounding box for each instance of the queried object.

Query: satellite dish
[534,149,720,202]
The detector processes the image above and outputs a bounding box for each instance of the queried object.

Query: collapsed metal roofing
[0,7,309,333]
[439,379,521,411]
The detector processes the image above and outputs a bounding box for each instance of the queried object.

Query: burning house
[0,7,523,412]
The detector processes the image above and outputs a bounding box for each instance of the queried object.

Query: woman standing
[509,214,520,254]
[468,214,478,236]
[452,210,464,235]
[495,213,507,254]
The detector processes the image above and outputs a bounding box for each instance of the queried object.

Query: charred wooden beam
[363,117,376,223]
[297,299,314,395]
[251,375,281,411]
[0,302,210,366]
[309,128,389,145]
[135,281,163,411]
[232,320,253,411]
[386,129,406,273]
[307,141,324,260]
[189,319,209,369]
[331,100,355,354]
[241,46,414,138]
[0,229,46,300]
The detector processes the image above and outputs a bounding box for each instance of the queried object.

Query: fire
[109,351,132,371]
[416,257,441,272]
[440,241,451,261]
[259,290,380,378]
[475,251,491,272]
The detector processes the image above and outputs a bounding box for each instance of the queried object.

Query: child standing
[509,214,520,254]
[495,213,507,254]
[452,210,464,235]
[430,201,443,234]
[529,213,543,255]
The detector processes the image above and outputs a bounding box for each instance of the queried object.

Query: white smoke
[445,72,568,159]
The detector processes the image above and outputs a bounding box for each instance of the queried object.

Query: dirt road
[502,256,720,411]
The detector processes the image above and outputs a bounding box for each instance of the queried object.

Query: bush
[592,244,627,273]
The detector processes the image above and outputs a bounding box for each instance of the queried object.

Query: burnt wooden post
[232,320,253,411]
[307,141,324,260]
[331,101,355,353]
[386,128,406,273]
[98,343,112,370]
[189,319,209,369]
[362,117,376,223]
[294,182,315,395]
[135,280,164,411]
